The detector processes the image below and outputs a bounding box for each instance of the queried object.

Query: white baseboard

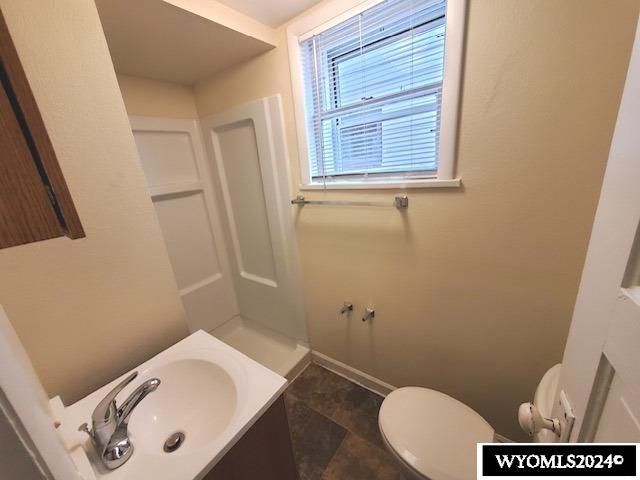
[311,351,517,443]
[311,351,396,397]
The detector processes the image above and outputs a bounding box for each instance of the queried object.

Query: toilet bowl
[379,387,493,480]
[378,364,562,479]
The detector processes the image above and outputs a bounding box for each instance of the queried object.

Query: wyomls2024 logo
[478,444,638,477]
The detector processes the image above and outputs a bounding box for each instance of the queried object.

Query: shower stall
[130,95,309,379]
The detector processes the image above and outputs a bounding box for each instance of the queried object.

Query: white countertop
[50,330,288,480]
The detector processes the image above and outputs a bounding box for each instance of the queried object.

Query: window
[288,0,465,189]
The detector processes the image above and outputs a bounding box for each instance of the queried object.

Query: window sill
[300,177,461,190]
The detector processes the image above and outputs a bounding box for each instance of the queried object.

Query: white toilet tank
[532,363,561,442]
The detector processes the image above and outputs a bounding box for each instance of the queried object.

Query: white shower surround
[131,96,309,378]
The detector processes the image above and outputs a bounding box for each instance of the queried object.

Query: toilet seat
[379,387,494,480]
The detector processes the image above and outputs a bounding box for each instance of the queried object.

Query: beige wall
[0,1,189,404]
[116,73,199,119]
[195,0,639,439]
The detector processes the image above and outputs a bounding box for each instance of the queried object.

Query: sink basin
[50,331,287,480]
[130,358,237,455]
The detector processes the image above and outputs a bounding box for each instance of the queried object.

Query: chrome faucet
[79,371,160,470]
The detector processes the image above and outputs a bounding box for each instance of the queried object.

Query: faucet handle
[92,371,138,428]
[78,422,91,437]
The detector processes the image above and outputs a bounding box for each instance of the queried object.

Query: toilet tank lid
[534,363,561,418]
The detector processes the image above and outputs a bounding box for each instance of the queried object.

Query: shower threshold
[211,316,310,381]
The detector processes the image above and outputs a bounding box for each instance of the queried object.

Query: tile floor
[284,363,406,480]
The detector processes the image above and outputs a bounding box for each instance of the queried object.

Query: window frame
[287,0,466,190]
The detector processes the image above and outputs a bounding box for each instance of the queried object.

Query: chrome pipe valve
[340,302,353,315]
[362,307,375,322]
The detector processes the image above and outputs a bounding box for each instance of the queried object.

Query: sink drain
[163,432,185,453]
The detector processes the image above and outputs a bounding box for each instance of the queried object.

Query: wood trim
[0,76,63,246]
[0,9,84,240]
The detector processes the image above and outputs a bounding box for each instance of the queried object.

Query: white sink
[50,331,288,480]
[129,358,237,455]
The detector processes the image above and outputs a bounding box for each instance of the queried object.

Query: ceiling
[95,0,276,85]
[215,0,324,27]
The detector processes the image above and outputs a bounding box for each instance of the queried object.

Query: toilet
[378,365,561,479]
[379,387,493,480]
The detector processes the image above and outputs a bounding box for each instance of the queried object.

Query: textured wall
[0,0,189,404]
[194,0,639,439]
[116,74,199,119]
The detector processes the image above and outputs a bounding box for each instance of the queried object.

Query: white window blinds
[301,0,447,184]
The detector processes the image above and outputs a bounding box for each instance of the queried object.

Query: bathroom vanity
[50,331,298,480]
[203,396,297,480]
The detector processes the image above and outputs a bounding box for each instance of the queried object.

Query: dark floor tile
[321,432,407,480]
[330,382,385,447]
[285,394,347,480]
[285,393,312,439]
[289,364,386,447]
[287,364,354,419]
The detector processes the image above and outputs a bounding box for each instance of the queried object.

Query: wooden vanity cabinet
[0,9,84,249]
[203,396,299,480]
